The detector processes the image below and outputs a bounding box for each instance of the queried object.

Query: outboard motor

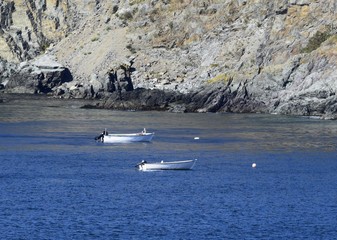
[94,133,104,141]
[135,160,147,167]
[95,129,108,142]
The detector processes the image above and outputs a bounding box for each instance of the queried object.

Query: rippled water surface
[1,95,337,239]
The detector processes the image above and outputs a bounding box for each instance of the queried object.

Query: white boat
[95,128,154,143]
[137,159,197,171]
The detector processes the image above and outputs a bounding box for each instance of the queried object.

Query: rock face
[3,55,72,94]
[1,0,337,118]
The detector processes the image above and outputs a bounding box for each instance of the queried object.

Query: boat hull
[102,133,154,143]
[138,159,197,171]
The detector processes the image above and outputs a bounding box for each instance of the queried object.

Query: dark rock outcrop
[1,55,72,94]
[84,88,183,111]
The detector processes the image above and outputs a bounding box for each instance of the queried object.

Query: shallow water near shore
[1,95,337,239]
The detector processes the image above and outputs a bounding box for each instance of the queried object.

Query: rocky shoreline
[1,53,337,119]
[2,79,337,120]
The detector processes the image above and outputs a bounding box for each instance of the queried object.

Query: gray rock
[3,55,72,94]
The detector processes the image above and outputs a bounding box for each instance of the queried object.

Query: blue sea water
[0,95,337,239]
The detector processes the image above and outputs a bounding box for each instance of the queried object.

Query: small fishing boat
[136,159,197,171]
[95,128,154,143]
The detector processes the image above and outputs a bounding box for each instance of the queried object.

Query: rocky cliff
[1,0,337,118]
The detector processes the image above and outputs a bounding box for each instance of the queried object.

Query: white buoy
[252,163,257,168]
[194,137,200,140]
